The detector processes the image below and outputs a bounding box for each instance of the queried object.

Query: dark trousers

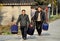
[36,21,43,35]
[20,26,27,39]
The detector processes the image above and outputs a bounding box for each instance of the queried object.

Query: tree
[49,0,58,16]
[0,4,3,25]
[34,0,58,16]
[54,0,58,15]
[34,0,49,5]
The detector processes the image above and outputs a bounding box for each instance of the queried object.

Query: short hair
[31,6,34,9]
[38,6,42,9]
[22,9,26,12]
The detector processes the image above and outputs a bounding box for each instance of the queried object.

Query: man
[16,10,30,40]
[33,6,46,35]
[31,7,36,20]
[44,6,48,22]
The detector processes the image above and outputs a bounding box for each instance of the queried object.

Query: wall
[0,6,31,25]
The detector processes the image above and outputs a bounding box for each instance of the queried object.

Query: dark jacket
[16,14,30,26]
[33,11,46,22]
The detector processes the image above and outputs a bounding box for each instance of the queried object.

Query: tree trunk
[51,0,54,16]
[51,4,54,16]
[56,6,58,15]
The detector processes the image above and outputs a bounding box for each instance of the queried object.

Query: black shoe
[38,34,41,36]
[38,33,41,36]
[23,37,27,40]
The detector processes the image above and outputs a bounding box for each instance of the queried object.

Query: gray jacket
[16,14,30,26]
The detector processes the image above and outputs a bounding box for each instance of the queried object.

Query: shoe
[38,33,41,36]
[38,34,41,36]
[23,37,27,40]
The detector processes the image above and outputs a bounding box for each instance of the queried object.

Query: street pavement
[0,19,60,41]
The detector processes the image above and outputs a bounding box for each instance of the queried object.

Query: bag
[42,22,49,31]
[27,22,35,35]
[11,25,18,34]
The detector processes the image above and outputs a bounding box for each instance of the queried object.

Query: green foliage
[34,0,49,5]
[1,25,11,35]
[49,15,60,22]
[49,0,58,7]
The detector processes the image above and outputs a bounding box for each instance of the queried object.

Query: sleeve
[27,15,30,23]
[16,15,21,25]
[43,12,46,21]
[33,11,37,21]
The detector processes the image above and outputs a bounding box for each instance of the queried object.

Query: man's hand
[11,22,16,25]
[30,24,33,27]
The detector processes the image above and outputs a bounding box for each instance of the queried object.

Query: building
[0,0,35,25]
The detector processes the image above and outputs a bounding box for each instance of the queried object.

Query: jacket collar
[21,14,26,16]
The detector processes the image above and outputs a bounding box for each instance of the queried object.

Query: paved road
[0,19,60,41]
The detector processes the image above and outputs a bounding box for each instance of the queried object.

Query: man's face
[22,11,25,14]
[38,7,42,11]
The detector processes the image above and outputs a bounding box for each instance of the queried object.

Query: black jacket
[33,11,46,22]
[16,14,30,26]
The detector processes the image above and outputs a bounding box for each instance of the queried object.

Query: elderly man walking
[16,10,30,40]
